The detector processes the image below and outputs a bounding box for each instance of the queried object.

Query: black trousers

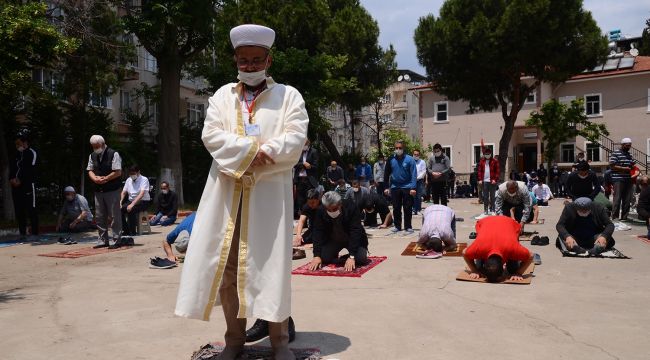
[321,242,368,266]
[501,202,534,223]
[121,200,150,235]
[12,185,39,236]
[294,178,313,217]
[391,188,413,230]
[430,181,448,206]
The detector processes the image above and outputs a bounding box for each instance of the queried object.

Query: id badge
[245,124,261,136]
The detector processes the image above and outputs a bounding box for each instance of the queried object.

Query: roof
[409,83,434,91]
[569,55,650,81]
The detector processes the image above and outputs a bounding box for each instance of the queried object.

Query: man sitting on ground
[417,204,457,259]
[56,186,94,233]
[462,216,534,282]
[566,161,600,200]
[556,197,615,255]
[495,180,532,233]
[531,178,552,206]
[293,189,320,246]
[150,181,178,226]
[308,191,369,272]
[637,175,650,239]
[362,192,392,229]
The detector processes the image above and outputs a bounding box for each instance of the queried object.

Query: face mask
[395,149,403,156]
[578,173,588,179]
[366,208,375,214]
[161,189,169,195]
[66,195,75,201]
[507,191,517,197]
[414,156,419,160]
[237,68,267,87]
[577,210,591,217]
[485,155,491,159]
[434,151,442,157]
[130,175,138,181]
[303,145,309,151]
[379,160,384,165]
[327,209,341,218]
[353,187,359,192]
[361,161,366,164]
[16,146,25,152]
[94,147,103,154]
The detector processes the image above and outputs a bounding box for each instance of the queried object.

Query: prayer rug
[519,231,539,241]
[401,242,467,256]
[636,235,650,245]
[456,263,535,285]
[38,245,133,259]
[556,238,630,259]
[292,256,387,278]
[191,342,321,360]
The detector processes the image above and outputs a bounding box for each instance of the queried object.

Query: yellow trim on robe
[237,176,254,318]
[202,179,243,321]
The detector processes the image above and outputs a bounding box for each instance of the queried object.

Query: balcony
[393,101,408,110]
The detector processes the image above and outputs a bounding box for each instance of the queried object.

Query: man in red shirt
[477,148,500,215]
[462,216,534,282]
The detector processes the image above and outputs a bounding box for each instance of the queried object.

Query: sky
[359,0,650,76]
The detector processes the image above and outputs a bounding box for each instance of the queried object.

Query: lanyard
[242,85,263,123]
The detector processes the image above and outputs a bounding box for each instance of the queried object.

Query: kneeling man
[556,197,615,255]
[309,191,369,272]
[463,216,534,282]
[417,204,457,258]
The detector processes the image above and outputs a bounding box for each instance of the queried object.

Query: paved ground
[1,197,649,360]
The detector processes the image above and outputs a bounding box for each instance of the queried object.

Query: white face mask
[366,208,375,213]
[16,146,25,152]
[485,154,492,159]
[507,191,517,197]
[327,209,341,218]
[414,156,419,160]
[577,210,591,217]
[395,149,403,156]
[238,69,267,87]
[353,187,359,192]
[578,173,588,179]
[379,160,384,165]
[161,189,169,195]
[94,147,103,154]
[434,151,442,157]
[130,175,138,181]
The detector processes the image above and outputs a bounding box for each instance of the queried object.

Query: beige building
[416,54,650,177]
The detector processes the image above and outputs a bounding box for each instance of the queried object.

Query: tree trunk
[349,109,356,154]
[158,59,184,205]
[320,132,342,164]
[498,113,518,182]
[0,116,16,220]
[375,112,382,155]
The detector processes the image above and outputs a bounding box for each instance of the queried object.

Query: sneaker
[469,232,477,240]
[64,238,77,245]
[533,253,542,265]
[588,246,606,256]
[416,249,442,259]
[390,227,401,233]
[245,318,269,342]
[120,237,135,246]
[149,258,176,269]
[93,240,109,249]
[404,228,415,235]
[539,236,550,246]
[531,236,541,245]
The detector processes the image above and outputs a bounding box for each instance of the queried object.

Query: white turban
[230,24,275,49]
[621,137,632,144]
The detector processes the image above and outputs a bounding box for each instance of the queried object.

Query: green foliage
[526,99,609,167]
[640,18,650,56]
[179,121,212,204]
[377,129,421,160]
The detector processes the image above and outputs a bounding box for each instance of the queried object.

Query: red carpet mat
[636,235,650,245]
[292,256,387,278]
[192,342,321,360]
[38,245,133,259]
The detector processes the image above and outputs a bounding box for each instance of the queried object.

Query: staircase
[575,123,649,173]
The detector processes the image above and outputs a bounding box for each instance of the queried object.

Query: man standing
[293,139,318,217]
[610,138,635,220]
[549,163,560,196]
[427,143,450,205]
[355,157,372,188]
[495,180,532,232]
[150,181,178,226]
[412,149,427,215]
[56,186,93,233]
[326,160,344,191]
[477,147,499,215]
[87,135,122,248]
[537,164,547,184]
[175,24,307,360]
[9,129,39,239]
[120,165,151,236]
[373,155,386,196]
[384,141,417,234]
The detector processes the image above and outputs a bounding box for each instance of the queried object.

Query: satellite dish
[630,48,639,56]
[609,50,616,56]
[404,74,411,82]
[397,75,403,82]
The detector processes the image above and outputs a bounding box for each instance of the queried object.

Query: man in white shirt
[531,178,552,206]
[373,154,386,196]
[120,165,151,236]
[416,204,457,258]
[413,149,427,215]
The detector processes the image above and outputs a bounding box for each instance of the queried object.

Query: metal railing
[575,123,649,173]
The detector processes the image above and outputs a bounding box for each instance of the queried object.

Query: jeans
[612,180,634,219]
[149,212,177,226]
[430,181,447,206]
[391,188,414,230]
[481,182,496,213]
[414,179,425,212]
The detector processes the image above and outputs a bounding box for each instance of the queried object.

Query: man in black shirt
[556,197,614,255]
[150,181,178,226]
[363,192,392,228]
[566,161,600,200]
[9,129,39,238]
[293,189,320,246]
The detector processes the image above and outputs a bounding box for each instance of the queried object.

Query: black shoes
[531,236,549,246]
[149,257,177,269]
[245,317,295,343]
[469,232,477,240]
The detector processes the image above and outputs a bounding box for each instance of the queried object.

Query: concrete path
[1,197,649,359]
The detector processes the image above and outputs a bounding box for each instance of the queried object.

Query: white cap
[64,186,76,193]
[230,24,275,49]
[621,137,632,144]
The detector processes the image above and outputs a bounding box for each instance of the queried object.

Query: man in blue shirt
[163,212,196,262]
[383,141,417,234]
[355,157,373,187]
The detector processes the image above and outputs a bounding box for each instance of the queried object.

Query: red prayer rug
[292,256,387,278]
[38,245,132,259]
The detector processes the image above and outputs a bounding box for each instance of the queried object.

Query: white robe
[175,78,308,322]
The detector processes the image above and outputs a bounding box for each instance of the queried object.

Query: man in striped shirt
[609,138,635,220]
[417,204,457,258]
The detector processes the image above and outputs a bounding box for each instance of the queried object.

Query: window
[472,144,494,166]
[143,48,157,72]
[120,90,131,114]
[585,142,601,162]
[187,102,205,127]
[560,143,575,163]
[442,146,452,166]
[412,93,417,105]
[559,95,576,104]
[525,91,536,105]
[584,93,602,116]
[124,35,138,68]
[401,113,406,123]
[382,94,391,104]
[402,94,406,102]
[89,90,112,108]
[144,99,158,126]
[434,101,448,122]
[411,114,416,124]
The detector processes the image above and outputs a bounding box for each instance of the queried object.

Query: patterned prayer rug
[400,242,467,256]
[291,256,387,278]
[38,245,133,259]
[191,342,321,360]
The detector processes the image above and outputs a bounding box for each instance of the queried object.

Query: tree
[640,18,650,56]
[0,1,77,220]
[414,0,608,180]
[526,99,608,169]
[121,0,219,205]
